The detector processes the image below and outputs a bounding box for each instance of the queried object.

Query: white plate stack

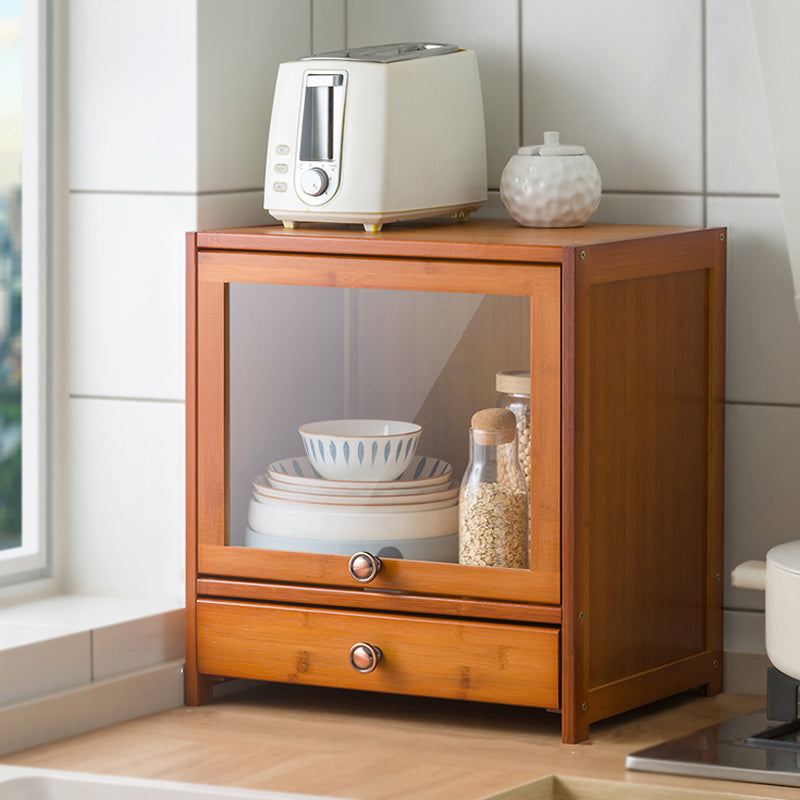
[246,455,459,562]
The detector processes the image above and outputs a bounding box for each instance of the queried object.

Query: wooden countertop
[2,687,795,800]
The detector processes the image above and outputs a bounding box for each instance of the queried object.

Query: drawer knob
[349,642,382,673]
[348,551,382,583]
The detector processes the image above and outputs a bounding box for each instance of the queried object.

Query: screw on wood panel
[581,702,587,711]
[719,233,725,242]
[713,659,720,668]
[715,572,721,582]
[579,612,584,621]
[580,250,586,260]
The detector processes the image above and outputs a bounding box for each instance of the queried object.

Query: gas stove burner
[626,710,800,788]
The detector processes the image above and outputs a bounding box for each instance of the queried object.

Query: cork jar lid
[471,408,517,445]
[495,369,531,395]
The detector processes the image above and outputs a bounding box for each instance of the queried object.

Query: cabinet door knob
[349,642,382,673]
[348,551,382,583]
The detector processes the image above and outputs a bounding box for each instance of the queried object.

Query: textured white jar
[500,131,601,228]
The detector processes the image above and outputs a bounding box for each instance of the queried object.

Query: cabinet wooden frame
[185,220,726,744]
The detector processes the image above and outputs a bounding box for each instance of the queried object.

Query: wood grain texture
[184,233,210,706]
[4,690,788,800]
[197,544,561,605]
[196,280,228,550]
[559,245,587,744]
[195,578,563,624]
[572,230,726,732]
[586,268,709,685]
[197,599,560,709]
[185,221,726,742]
[195,219,704,264]
[705,232,727,696]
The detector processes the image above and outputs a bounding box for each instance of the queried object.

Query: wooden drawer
[197,599,560,709]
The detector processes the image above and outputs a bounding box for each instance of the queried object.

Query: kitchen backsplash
[62,0,798,695]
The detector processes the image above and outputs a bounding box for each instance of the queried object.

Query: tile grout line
[69,188,263,197]
[726,399,800,410]
[701,0,709,227]
[69,394,185,404]
[518,0,523,148]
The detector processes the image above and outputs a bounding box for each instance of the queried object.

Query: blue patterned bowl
[298,419,422,482]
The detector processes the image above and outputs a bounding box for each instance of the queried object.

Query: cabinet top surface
[194,219,714,263]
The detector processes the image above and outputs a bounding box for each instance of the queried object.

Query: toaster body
[264,43,487,232]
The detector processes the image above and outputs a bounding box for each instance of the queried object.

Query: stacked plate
[245,455,458,562]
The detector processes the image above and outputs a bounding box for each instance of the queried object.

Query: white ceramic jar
[499,131,601,228]
[731,539,800,681]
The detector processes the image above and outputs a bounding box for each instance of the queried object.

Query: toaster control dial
[300,167,329,197]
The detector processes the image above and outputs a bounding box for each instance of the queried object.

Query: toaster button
[274,163,289,174]
[275,144,290,155]
[272,182,287,192]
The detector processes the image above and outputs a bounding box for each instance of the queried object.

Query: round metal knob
[349,642,382,673]
[300,167,329,196]
[348,551,382,583]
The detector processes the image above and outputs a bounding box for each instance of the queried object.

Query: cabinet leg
[184,670,214,706]
[561,709,590,744]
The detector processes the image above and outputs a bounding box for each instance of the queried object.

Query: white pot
[731,539,800,680]
[499,131,601,228]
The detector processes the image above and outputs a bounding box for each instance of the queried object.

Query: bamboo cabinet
[185,219,726,743]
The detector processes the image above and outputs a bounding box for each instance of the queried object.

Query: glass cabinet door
[193,253,561,606]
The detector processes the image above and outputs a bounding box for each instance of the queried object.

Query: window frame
[0,0,51,584]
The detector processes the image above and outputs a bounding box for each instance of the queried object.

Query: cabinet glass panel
[227,284,530,567]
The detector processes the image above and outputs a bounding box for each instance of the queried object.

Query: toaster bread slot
[300,73,344,163]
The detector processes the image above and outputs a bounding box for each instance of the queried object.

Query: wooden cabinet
[185,219,726,743]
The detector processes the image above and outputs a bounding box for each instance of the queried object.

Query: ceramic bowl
[298,419,422,481]
[247,496,457,541]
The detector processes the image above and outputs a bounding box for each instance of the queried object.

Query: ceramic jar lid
[516,131,586,157]
[768,539,800,576]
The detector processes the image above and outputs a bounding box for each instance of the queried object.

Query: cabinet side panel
[587,268,709,688]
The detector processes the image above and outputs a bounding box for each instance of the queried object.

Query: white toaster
[263,43,487,232]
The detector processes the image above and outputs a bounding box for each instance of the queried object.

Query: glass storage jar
[458,408,529,569]
[496,369,531,487]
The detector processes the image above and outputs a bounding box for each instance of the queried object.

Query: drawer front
[197,599,560,709]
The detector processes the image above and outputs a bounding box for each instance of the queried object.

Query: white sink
[0,766,351,800]
[481,774,775,800]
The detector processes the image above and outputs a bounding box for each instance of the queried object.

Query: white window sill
[0,594,185,755]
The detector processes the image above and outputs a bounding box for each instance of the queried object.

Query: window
[0,0,48,583]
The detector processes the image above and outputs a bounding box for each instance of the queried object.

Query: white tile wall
[93,608,185,680]
[65,398,185,599]
[312,0,345,54]
[521,0,703,194]
[346,0,520,188]
[197,0,311,193]
[724,403,800,611]
[0,629,91,706]
[69,193,194,401]
[706,0,779,195]
[69,0,198,193]
[58,1,800,696]
[592,193,704,226]
[197,190,273,230]
[708,196,800,405]
[0,596,184,709]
